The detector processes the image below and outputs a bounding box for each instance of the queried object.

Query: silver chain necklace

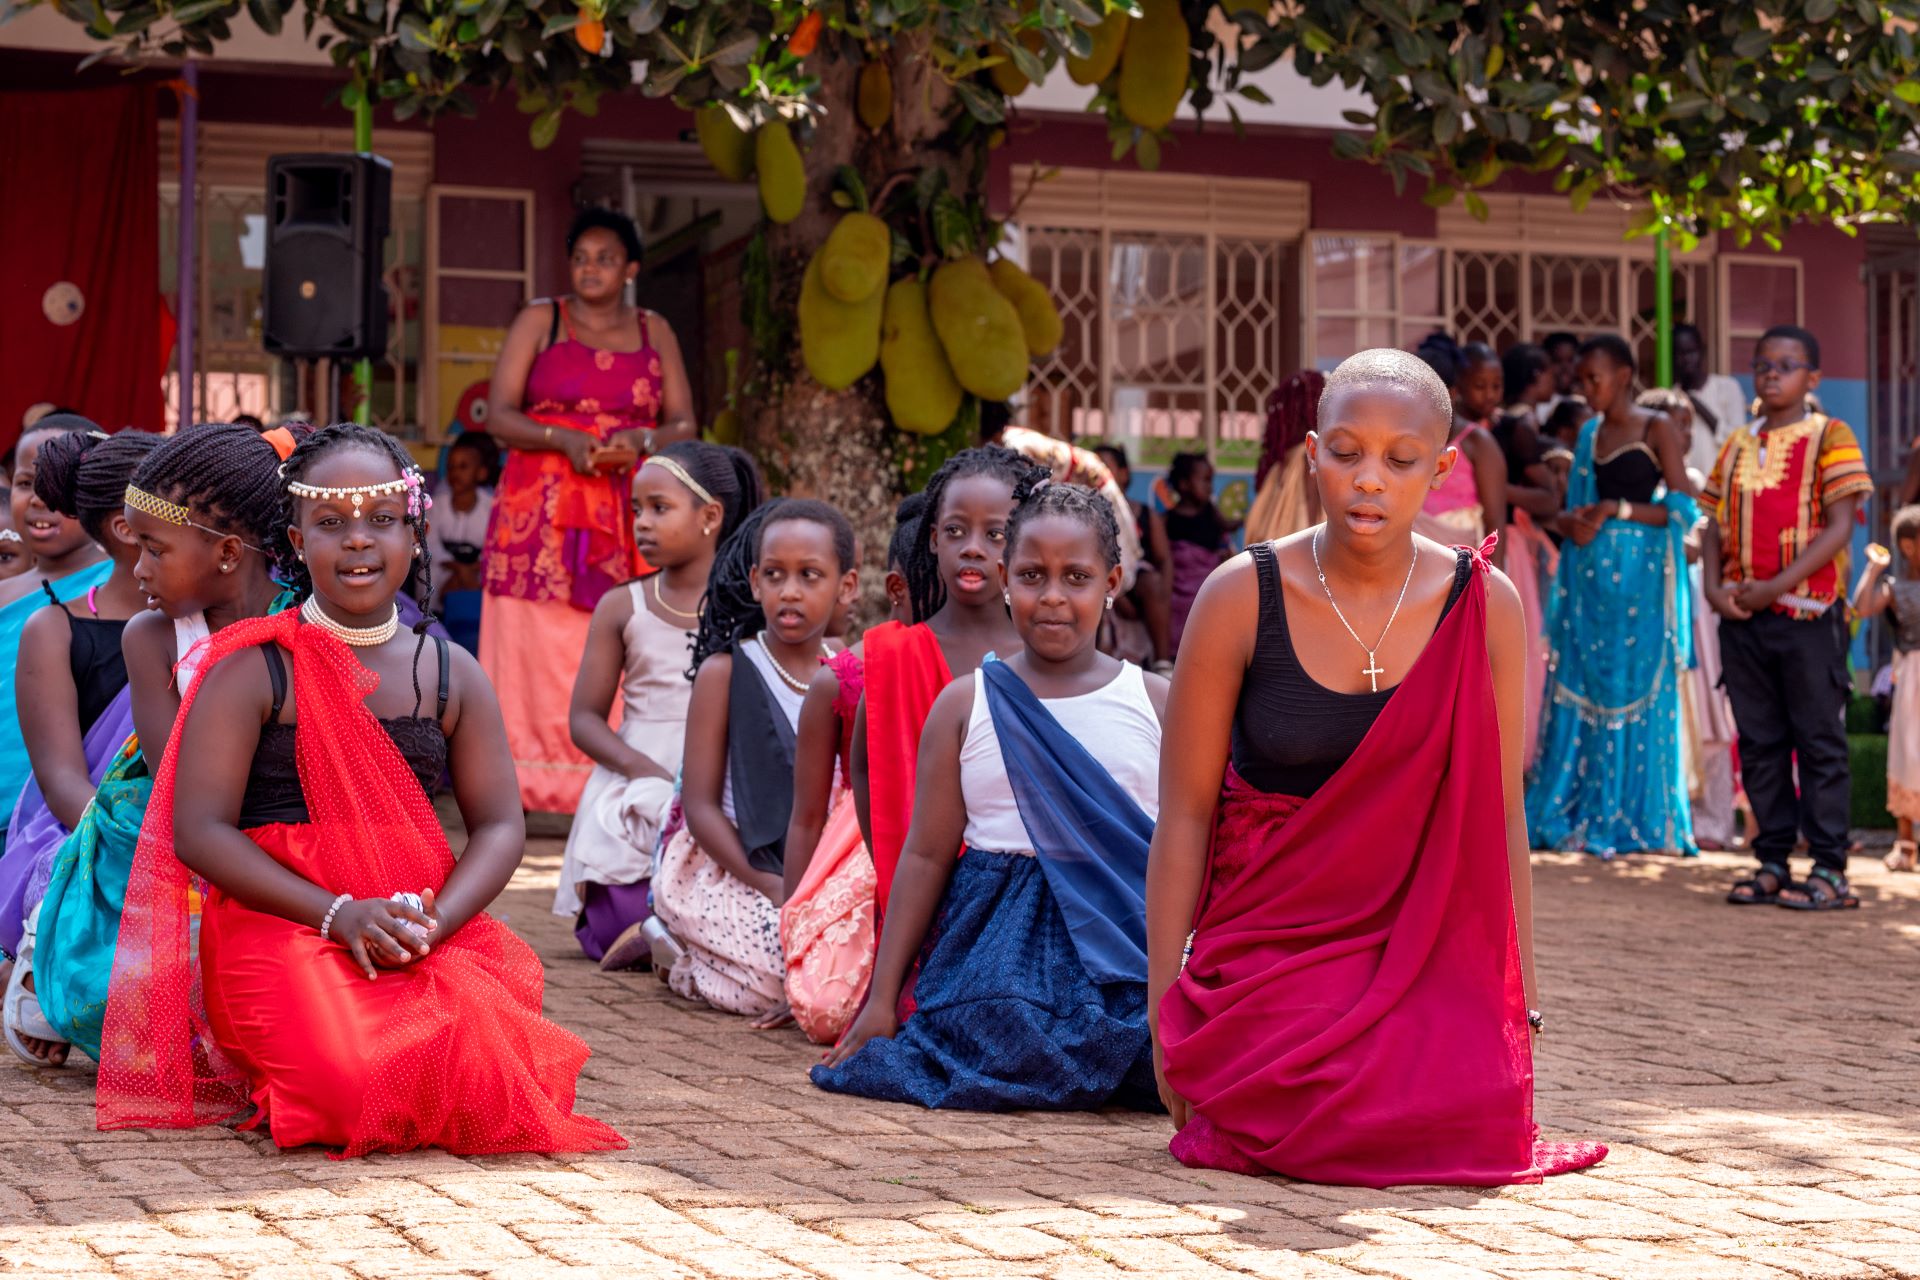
[1310,529,1418,693]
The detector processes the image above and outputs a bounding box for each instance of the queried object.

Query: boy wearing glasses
[1703,325,1873,912]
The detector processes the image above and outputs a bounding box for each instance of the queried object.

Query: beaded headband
[644,456,715,507]
[123,483,270,555]
[285,475,410,515]
[124,484,191,526]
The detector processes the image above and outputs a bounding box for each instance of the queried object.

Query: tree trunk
[745,37,984,627]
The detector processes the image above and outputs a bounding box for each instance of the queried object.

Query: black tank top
[40,581,128,736]
[1593,441,1662,503]
[237,637,451,827]
[1230,542,1471,798]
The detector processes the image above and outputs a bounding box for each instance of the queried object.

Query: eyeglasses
[1752,357,1815,376]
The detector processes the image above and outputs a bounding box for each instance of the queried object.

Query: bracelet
[543,424,555,444]
[319,892,352,941]
[1179,929,1195,975]
[1527,1007,1544,1034]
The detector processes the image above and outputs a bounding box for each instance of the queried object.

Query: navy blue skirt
[810,849,1157,1111]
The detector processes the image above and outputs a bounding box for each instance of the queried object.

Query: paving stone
[0,845,1917,1276]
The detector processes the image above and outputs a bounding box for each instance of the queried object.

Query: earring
[296,551,305,562]
[1105,596,1114,611]
[220,563,233,574]
[412,545,422,558]
[1003,592,1012,605]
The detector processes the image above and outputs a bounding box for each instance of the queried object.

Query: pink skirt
[651,826,784,1017]
[780,791,876,1045]
[479,594,596,814]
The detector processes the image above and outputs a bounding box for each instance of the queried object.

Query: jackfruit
[819,212,892,304]
[988,30,1048,97]
[881,280,965,435]
[756,121,806,224]
[1067,9,1128,85]
[1118,0,1188,131]
[858,60,892,130]
[800,252,883,391]
[988,258,1063,357]
[709,408,742,446]
[929,257,1028,401]
[695,107,754,182]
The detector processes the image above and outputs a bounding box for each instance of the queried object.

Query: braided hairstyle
[903,445,1048,624]
[33,429,161,545]
[687,497,856,676]
[130,420,315,572]
[888,492,927,572]
[278,423,437,709]
[648,439,764,546]
[1006,481,1122,572]
[1258,371,1325,487]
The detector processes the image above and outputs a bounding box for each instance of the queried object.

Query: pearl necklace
[301,596,399,647]
[759,637,823,695]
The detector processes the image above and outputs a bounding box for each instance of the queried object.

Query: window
[1012,167,1307,471]
[1718,255,1805,373]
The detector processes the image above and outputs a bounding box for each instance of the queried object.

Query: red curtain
[0,85,163,450]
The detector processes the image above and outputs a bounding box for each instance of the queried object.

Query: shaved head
[1319,348,1454,441]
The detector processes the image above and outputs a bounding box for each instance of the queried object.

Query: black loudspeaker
[262,153,392,359]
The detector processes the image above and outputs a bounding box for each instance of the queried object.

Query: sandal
[3,917,67,1067]
[1727,861,1790,906]
[1778,865,1860,912]
[1887,840,1918,873]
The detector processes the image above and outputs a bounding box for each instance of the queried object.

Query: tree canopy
[27,0,1920,245]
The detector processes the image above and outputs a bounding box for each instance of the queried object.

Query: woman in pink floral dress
[482,209,695,813]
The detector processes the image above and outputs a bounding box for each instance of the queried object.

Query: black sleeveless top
[237,636,451,828]
[1593,440,1662,503]
[40,581,128,736]
[1230,542,1471,798]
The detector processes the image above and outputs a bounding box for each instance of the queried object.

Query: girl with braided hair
[99,423,622,1156]
[31,422,305,1067]
[0,428,159,1065]
[560,441,763,966]
[852,446,1043,936]
[650,499,856,1020]
[0,417,115,827]
[777,493,923,1044]
[817,483,1168,1109]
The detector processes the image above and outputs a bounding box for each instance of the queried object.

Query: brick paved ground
[4,839,1920,1278]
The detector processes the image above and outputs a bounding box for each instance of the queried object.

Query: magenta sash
[1160,542,1576,1187]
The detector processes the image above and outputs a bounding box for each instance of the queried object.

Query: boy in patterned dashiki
[1708,326,1874,912]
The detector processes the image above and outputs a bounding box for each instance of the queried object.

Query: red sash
[1160,545,1550,1187]
[861,621,952,929]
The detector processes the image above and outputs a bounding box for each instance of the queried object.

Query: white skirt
[552,715,681,917]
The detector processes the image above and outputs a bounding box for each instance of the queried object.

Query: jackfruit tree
[35,0,1920,589]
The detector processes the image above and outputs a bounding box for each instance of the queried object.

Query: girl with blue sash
[0,416,116,847]
[817,484,1169,1111]
[1526,335,1699,857]
[31,422,304,1063]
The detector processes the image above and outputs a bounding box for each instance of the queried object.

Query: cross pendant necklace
[1311,529,1418,694]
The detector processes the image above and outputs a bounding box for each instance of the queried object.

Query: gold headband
[125,484,191,526]
[644,456,714,506]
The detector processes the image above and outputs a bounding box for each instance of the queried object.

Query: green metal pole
[1654,227,1673,386]
[353,72,373,427]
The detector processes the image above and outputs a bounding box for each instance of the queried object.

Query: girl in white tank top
[815,485,1169,1111]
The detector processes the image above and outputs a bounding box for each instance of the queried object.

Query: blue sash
[980,659,1153,985]
[0,562,114,842]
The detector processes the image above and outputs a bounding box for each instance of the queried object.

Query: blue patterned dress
[1526,417,1698,857]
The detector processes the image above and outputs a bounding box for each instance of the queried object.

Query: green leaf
[1008,38,1048,84]
[340,78,367,110]
[540,11,579,37]
[168,0,231,26]
[836,164,870,212]
[1732,26,1773,59]
[1463,190,1488,220]
[243,0,279,36]
[1237,83,1272,105]
[529,107,563,150]
[1421,182,1456,207]
[953,78,1005,125]
[1896,80,1920,106]
[709,30,758,65]
[1136,130,1160,170]
[627,0,665,33]
[1805,0,1838,20]
[930,192,976,257]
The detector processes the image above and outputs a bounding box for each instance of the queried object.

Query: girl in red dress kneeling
[98,423,624,1158]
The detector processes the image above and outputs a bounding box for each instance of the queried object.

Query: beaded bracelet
[1527,1008,1544,1035]
[319,892,352,941]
